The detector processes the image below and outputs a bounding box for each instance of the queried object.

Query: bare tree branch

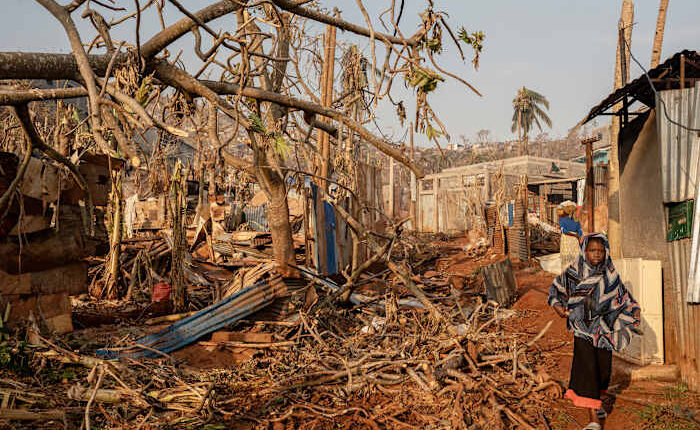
[141,1,243,59]
[270,0,421,46]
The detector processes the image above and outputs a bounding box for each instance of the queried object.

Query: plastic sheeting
[657,83,700,303]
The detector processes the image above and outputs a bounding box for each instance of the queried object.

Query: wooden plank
[0,262,88,296]
[211,331,273,343]
[481,258,517,307]
[1,292,73,334]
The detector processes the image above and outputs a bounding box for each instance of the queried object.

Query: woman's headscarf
[548,233,641,351]
[557,201,577,218]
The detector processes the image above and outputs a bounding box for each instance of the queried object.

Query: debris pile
[0,232,568,429]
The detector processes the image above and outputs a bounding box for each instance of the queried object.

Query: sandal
[583,423,601,430]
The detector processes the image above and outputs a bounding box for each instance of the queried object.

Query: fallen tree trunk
[0,409,65,421]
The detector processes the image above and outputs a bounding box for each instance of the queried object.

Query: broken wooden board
[481,258,517,307]
[0,262,88,296]
[211,331,273,343]
[0,292,73,334]
[0,207,107,274]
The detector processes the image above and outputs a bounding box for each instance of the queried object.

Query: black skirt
[564,335,612,409]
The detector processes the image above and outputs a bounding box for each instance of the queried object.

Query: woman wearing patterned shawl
[548,233,641,430]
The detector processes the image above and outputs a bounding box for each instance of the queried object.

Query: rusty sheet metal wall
[657,84,700,390]
[594,165,608,207]
[508,196,528,262]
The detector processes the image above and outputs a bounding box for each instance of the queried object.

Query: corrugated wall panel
[689,174,700,303]
[657,83,700,203]
[656,84,700,389]
[667,239,699,390]
[658,84,700,303]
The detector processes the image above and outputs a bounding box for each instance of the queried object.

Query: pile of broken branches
[1,280,561,429]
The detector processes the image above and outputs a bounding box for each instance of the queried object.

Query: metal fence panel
[657,84,700,203]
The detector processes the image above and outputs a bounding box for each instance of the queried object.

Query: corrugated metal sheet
[229,204,269,232]
[667,239,700,390]
[97,275,286,359]
[657,83,700,303]
[657,83,700,203]
[689,177,700,303]
[657,84,700,389]
[323,201,338,275]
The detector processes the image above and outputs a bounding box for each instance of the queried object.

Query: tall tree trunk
[651,0,670,68]
[264,171,295,276]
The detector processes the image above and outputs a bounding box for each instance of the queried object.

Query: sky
[1,0,698,147]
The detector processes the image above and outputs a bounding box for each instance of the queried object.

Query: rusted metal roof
[583,50,699,124]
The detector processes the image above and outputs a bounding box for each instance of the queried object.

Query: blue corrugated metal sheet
[96,276,285,359]
[507,203,514,226]
[324,201,338,274]
[308,183,339,275]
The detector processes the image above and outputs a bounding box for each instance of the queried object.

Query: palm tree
[511,87,552,156]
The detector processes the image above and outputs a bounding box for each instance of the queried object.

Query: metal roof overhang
[583,50,699,124]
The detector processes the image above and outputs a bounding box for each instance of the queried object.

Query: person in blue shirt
[558,202,582,271]
[560,211,583,237]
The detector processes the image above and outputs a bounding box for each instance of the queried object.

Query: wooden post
[409,124,417,229]
[433,177,439,232]
[608,0,634,258]
[650,0,670,68]
[539,185,546,221]
[388,156,395,219]
[680,54,686,90]
[586,143,594,231]
[313,22,337,274]
[319,23,337,188]
[581,136,598,232]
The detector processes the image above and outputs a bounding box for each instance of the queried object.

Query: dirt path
[512,264,697,430]
[437,241,698,430]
